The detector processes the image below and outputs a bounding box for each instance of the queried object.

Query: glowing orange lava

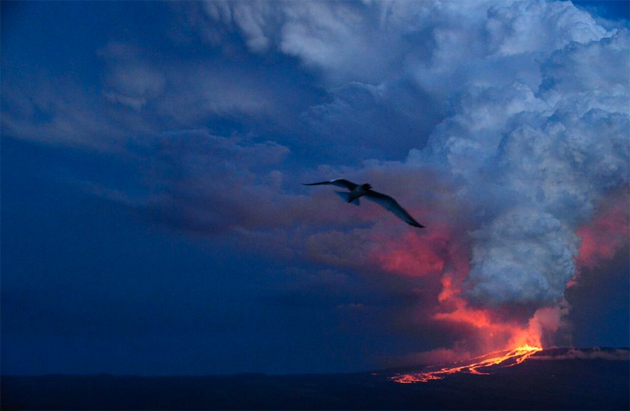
[392,344,542,383]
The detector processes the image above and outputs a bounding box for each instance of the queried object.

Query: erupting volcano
[392,344,542,383]
[373,219,578,385]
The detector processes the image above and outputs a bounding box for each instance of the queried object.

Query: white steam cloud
[410,26,629,307]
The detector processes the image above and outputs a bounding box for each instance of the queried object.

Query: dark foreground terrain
[2,348,628,410]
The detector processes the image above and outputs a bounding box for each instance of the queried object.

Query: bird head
[362,183,372,190]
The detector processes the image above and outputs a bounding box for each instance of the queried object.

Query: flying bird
[303,178,425,228]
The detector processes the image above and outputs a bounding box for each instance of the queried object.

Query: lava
[392,344,542,383]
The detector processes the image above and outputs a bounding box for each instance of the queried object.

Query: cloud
[4,0,628,366]
[197,0,626,358]
[573,190,630,275]
[465,209,578,306]
[99,40,285,123]
[539,29,629,115]
[10,0,622,314]
[1,78,151,150]
[304,228,377,269]
[156,66,277,123]
[303,80,441,159]
[100,43,167,111]
[484,0,608,56]
[107,19,627,319]
[194,1,615,91]
[403,26,629,310]
[128,130,294,234]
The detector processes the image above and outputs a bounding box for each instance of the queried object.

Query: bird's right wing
[364,190,425,228]
[302,179,358,190]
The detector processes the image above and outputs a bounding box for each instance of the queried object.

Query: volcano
[2,348,628,410]
[391,344,544,383]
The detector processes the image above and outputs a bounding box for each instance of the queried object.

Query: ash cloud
[415,27,629,308]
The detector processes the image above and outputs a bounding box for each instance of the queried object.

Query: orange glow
[371,214,571,384]
[392,344,542,383]
[435,270,546,349]
[390,276,549,384]
[391,256,557,383]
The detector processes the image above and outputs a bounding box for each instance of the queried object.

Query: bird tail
[335,191,360,206]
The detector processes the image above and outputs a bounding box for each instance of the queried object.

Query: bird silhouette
[303,178,424,228]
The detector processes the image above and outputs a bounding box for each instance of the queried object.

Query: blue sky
[2,0,629,376]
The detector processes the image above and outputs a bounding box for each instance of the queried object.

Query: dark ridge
[2,348,628,410]
[533,347,630,357]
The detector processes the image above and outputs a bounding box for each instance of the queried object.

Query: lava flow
[392,344,542,383]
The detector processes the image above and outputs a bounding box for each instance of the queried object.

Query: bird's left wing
[364,191,425,228]
[302,179,358,190]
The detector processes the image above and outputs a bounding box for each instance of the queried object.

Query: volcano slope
[2,348,628,410]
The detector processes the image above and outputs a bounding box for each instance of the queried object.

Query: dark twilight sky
[2,0,628,376]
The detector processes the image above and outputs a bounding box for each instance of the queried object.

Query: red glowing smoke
[570,191,630,286]
[373,223,455,277]
[372,190,627,371]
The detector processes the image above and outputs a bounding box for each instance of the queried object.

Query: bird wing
[302,179,358,190]
[364,190,425,228]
